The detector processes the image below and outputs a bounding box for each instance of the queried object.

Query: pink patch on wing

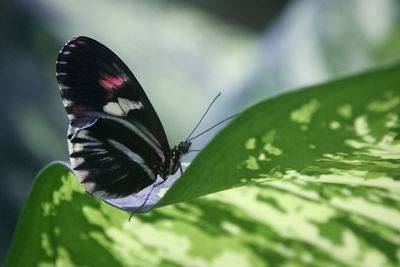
[99,75,126,97]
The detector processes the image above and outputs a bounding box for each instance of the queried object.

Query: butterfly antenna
[185,92,221,142]
[187,113,239,141]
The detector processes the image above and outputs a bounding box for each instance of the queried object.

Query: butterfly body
[57,36,190,199]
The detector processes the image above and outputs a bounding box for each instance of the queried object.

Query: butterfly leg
[128,178,165,221]
[179,164,183,175]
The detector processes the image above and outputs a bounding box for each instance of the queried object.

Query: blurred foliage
[240,0,400,106]
[174,0,290,31]
[5,63,400,266]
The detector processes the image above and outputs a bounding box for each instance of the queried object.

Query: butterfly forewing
[57,36,170,149]
[57,36,173,198]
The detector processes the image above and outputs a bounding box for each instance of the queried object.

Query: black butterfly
[56,36,191,199]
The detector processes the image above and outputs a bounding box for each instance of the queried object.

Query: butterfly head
[177,141,191,154]
[163,141,191,177]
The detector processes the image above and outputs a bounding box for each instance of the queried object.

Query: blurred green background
[1,0,400,263]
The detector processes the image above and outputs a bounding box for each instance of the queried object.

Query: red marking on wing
[99,75,126,98]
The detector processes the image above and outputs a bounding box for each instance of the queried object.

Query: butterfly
[56,36,192,200]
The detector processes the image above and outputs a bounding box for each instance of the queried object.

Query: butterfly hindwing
[68,117,161,198]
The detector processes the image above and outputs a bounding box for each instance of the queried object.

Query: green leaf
[5,63,400,266]
[158,62,400,207]
[4,162,129,266]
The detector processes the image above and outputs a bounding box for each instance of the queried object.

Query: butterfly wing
[57,36,171,198]
[57,36,170,148]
